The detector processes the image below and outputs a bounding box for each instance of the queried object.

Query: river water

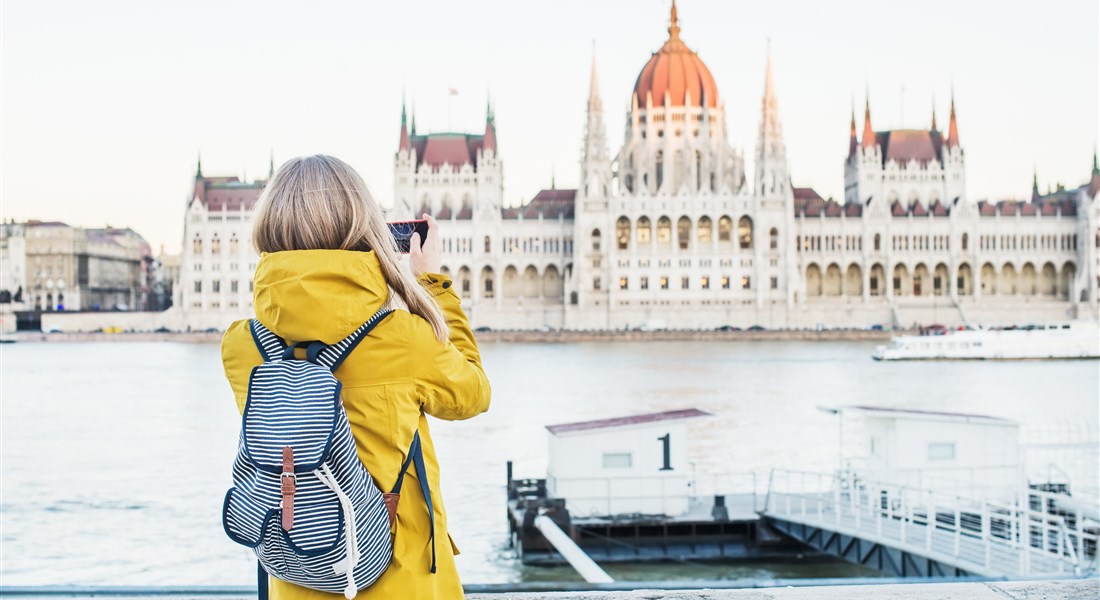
[1,340,1096,586]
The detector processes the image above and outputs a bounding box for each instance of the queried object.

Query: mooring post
[506,460,513,500]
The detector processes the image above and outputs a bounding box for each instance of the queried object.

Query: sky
[2,0,1097,254]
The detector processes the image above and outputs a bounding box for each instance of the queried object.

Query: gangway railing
[763,469,1098,578]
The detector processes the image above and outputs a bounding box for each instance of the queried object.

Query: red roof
[503,188,576,220]
[546,408,712,435]
[873,129,945,167]
[411,134,486,172]
[793,187,825,216]
[193,175,264,211]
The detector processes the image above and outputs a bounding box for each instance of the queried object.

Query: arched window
[192,235,202,254]
[962,233,969,251]
[484,236,491,253]
[656,217,672,244]
[637,217,652,244]
[591,229,601,252]
[677,216,691,251]
[616,217,630,250]
[697,216,712,244]
[874,233,881,251]
[718,216,732,242]
[738,216,753,250]
[211,235,221,255]
[769,228,778,250]
[229,235,239,254]
[655,151,664,190]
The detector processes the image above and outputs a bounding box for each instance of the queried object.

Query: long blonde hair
[252,154,448,342]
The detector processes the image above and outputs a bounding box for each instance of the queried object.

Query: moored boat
[873,321,1100,360]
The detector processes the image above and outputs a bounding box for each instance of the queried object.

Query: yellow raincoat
[221,249,491,600]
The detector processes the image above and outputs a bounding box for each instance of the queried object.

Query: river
[1,340,1096,585]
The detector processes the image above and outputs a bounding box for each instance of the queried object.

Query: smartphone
[387,220,430,254]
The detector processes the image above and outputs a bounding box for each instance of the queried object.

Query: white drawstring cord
[315,464,360,599]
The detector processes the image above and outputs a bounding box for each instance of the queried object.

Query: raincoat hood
[252,249,388,344]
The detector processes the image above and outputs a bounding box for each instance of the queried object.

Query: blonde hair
[252,154,448,342]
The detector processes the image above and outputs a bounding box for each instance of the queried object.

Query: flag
[448,88,459,96]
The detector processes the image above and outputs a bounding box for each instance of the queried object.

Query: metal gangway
[762,469,1098,578]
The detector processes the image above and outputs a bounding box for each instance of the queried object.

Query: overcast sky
[2,0,1097,254]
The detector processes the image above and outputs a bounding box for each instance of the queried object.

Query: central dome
[633,1,719,109]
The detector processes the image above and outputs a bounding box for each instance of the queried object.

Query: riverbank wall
[0,579,1094,599]
[8,328,894,344]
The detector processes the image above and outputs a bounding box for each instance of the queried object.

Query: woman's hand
[410,213,442,277]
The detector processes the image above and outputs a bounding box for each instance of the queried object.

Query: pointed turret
[581,44,611,198]
[268,149,275,178]
[483,100,497,154]
[1032,166,1040,201]
[861,95,876,149]
[195,152,203,178]
[410,102,417,136]
[946,92,960,147]
[756,44,789,195]
[1090,146,1100,197]
[931,98,938,131]
[399,101,410,152]
[848,103,858,158]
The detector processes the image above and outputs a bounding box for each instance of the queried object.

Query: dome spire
[668,0,681,41]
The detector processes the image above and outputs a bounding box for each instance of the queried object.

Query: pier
[762,470,1097,578]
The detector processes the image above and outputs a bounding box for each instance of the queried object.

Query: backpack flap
[242,361,342,473]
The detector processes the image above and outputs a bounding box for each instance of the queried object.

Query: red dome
[633,2,718,109]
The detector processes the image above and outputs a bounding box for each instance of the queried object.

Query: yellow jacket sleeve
[413,273,491,421]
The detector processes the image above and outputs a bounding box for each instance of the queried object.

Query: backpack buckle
[281,446,296,531]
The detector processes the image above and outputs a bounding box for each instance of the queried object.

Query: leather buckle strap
[280,446,295,531]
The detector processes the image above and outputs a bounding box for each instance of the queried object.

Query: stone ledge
[466,579,1097,600]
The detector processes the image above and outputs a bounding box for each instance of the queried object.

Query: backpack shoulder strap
[249,319,287,362]
[313,308,394,371]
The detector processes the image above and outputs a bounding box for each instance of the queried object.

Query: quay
[0,579,1096,599]
[6,328,892,343]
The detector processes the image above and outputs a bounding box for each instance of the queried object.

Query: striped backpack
[222,308,436,599]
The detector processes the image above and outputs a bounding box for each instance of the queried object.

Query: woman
[221,154,491,599]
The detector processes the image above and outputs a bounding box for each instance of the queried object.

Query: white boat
[873,321,1100,360]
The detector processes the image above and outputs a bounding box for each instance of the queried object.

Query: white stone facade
[173,5,1100,332]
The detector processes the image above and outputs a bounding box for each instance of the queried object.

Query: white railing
[764,469,1098,577]
[550,471,760,518]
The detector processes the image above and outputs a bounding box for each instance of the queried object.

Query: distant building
[17,221,152,311]
[153,247,179,312]
[0,222,27,307]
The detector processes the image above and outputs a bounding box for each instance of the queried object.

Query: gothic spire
[848,101,858,158]
[399,100,410,152]
[946,91,960,147]
[195,152,203,178]
[1032,166,1040,201]
[268,149,275,178]
[588,41,602,113]
[756,45,788,195]
[931,96,937,131]
[861,92,876,148]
